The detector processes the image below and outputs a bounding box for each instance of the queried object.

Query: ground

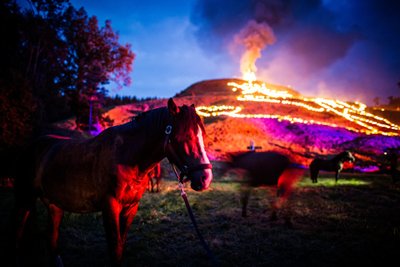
[1,162,399,267]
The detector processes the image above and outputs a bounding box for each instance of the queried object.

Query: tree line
[0,0,135,150]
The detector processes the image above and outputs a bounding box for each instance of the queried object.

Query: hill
[55,79,400,170]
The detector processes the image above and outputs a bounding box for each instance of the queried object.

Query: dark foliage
[0,0,134,150]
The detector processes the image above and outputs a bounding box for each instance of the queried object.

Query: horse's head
[342,151,355,163]
[165,98,213,191]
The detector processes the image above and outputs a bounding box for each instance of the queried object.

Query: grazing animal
[148,162,162,192]
[309,151,355,183]
[229,151,304,224]
[13,98,213,267]
[384,150,399,183]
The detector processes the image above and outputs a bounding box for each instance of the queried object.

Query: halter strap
[163,125,212,183]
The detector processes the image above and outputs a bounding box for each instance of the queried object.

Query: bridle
[162,124,217,266]
[163,124,212,183]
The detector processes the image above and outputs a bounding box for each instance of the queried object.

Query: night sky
[70,0,400,105]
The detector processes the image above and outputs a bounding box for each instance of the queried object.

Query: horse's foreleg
[120,204,139,246]
[48,203,64,267]
[103,196,123,267]
[240,186,252,217]
[156,177,160,192]
[148,177,154,192]
[310,166,319,183]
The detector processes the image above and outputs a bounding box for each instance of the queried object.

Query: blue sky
[70,0,400,105]
[70,0,237,99]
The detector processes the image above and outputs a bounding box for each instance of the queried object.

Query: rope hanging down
[169,163,218,266]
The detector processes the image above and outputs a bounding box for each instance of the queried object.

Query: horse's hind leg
[47,203,64,267]
[155,177,160,192]
[148,177,154,192]
[240,186,252,217]
[335,170,340,183]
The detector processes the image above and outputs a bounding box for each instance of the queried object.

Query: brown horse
[13,98,213,266]
[229,151,304,225]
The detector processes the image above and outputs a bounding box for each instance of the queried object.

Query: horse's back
[231,151,291,186]
[14,134,114,212]
[310,157,337,172]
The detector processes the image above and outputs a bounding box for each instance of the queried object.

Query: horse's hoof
[56,255,64,267]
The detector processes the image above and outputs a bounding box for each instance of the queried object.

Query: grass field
[1,167,399,267]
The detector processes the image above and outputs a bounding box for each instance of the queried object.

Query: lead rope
[170,163,218,267]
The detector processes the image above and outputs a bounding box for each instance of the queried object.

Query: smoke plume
[234,20,275,76]
[190,0,400,104]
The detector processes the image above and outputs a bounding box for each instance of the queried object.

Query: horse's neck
[333,153,345,163]
[117,107,170,170]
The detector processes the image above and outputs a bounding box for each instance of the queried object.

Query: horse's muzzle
[190,169,213,191]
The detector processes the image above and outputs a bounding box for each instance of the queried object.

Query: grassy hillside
[53,79,400,169]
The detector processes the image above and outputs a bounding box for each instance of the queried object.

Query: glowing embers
[195,70,399,135]
[222,77,400,136]
[314,98,400,135]
[228,80,293,99]
[196,105,242,117]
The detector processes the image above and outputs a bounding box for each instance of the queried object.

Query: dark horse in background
[384,149,399,183]
[147,162,162,192]
[229,151,304,225]
[309,151,355,183]
[12,98,213,266]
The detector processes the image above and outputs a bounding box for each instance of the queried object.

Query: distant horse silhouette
[309,151,355,183]
[229,151,304,225]
[13,98,213,266]
[148,162,162,192]
[384,150,399,183]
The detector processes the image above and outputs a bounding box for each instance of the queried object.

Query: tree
[0,0,42,148]
[61,6,134,129]
[0,0,134,149]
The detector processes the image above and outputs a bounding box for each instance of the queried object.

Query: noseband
[163,125,212,183]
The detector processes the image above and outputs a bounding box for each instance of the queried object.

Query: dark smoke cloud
[190,0,400,104]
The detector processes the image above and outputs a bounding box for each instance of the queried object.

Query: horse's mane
[129,104,206,142]
[129,107,171,134]
[332,151,353,161]
[175,105,205,137]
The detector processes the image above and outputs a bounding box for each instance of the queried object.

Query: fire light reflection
[196,72,400,136]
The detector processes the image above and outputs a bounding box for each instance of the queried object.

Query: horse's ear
[168,98,180,116]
